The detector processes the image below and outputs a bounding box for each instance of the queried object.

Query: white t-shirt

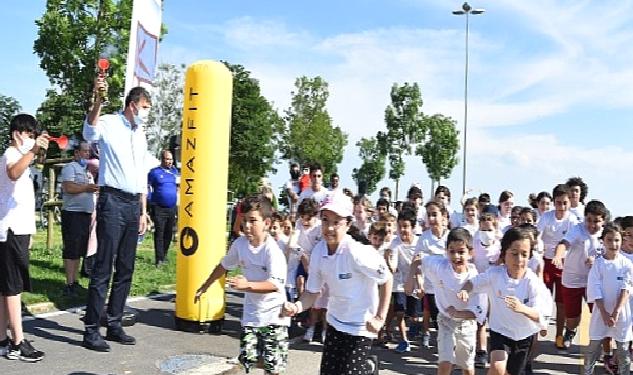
[285,179,300,216]
[570,203,585,222]
[537,210,579,259]
[221,235,290,327]
[470,266,549,341]
[0,147,36,241]
[415,229,448,294]
[298,187,330,206]
[527,252,544,276]
[306,235,391,338]
[472,230,502,274]
[415,206,426,235]
[296,220,322,257]
[391,236,419,292]
[279,232,301,289]
[587,254,633,342]
[421,256,488,323]
[561,223,601,288]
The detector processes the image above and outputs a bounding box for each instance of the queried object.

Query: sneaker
[555,335,565,350]
[0,338,9,357]
[474,350,487,369]
[6,340,45,362]
[105,327,136,345]
[303,326,314,342]
[421,332,431,348]
[83,331,111,352]
[395,340,411,353]
[604,354,618,374]
[562,329,576,349]
[62,284,76,297]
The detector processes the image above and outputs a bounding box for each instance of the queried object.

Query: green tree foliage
[281,76,347,175]
[352,137,386,195]
[226,63,284,197]
[0,94,22,154]
[34,0,134,138]
[381,82,426,197]
[416,114,460,185]
[146,63,185,155]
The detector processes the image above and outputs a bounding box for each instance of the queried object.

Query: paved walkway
[4,291,601,374]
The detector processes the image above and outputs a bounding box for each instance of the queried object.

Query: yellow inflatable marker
[175,61,233,332]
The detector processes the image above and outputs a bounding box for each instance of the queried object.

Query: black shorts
[392,293,422,317]
[424,294,439,321]
[320,325,373,375]
[0,229,32,296]
[61,210,92,259]
[296,262,308,279]
[489,330,533,375]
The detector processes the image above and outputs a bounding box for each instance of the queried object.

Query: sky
[2,0,633,215]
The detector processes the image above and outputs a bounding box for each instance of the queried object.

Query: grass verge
[24,224,176,310]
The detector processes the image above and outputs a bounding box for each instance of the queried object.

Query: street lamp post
[452,2,484,195]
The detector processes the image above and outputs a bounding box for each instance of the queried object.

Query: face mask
[480,230,496,247]
[133,106,150,127]
[17,135,35,155]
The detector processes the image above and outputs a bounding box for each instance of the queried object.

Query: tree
[416,114,460,189]
[381,82,426,199]
[281,76,347,175]
[226,63,284,197]
[352,137,386,196]
[146,63,185,155]
[34,0,134,139]
[0,94,22,154]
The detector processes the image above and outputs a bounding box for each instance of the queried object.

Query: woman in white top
[496,191,515,230]
[458,227,551,375]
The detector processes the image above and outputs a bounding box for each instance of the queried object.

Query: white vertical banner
[124,0,162,97]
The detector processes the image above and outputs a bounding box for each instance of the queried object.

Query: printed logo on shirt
[262,266,268,272]
[475,306,483,314]
[338,272,352,280]
[377,264,386,276]
[523,297,529,304]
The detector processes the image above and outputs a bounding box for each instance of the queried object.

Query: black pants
[151,205,176,264]
[320,325,373,375]
[85,189,140,330]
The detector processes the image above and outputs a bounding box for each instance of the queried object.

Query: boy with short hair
[195,196,289,374]
[387,209,419,353]
[0,114,49,362]
[552,199,608,350]
[537,183,578,349]
[406,228,487,375]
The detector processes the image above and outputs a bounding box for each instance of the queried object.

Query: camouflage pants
[239,325,289,374]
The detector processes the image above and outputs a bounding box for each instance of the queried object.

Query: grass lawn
[24,224,177,310]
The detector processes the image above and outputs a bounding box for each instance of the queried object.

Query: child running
[551,199,608,349]
[282,192,392,375]
[584,223,633,375]
[458,227,552,375]
[406,228,487,375]
[194,195,289,374]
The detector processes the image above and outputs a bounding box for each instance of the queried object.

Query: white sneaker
[303,326,315,342]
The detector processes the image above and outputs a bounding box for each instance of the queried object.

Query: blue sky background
[2,1,633,215]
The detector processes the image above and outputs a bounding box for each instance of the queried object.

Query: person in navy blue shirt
[148,150,178,266]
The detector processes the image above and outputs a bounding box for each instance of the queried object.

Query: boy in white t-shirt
[0,114,48,362]
[458,227,552,375]
[386,209,419,353]
[195,196,290,374]
[552,200,608,350]
[406,228,487,375]
[282,193,392,375]
[584,223,633,375]
[566,177,587,222]
[537,183,578,349]
[415,199,450,348]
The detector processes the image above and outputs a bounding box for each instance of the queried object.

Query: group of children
[195,170,633,375]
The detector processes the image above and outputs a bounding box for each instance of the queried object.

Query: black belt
[100,186,141,200]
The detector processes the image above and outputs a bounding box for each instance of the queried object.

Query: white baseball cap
[320,192,353,217]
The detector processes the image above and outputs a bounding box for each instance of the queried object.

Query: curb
[24,285,176,317]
